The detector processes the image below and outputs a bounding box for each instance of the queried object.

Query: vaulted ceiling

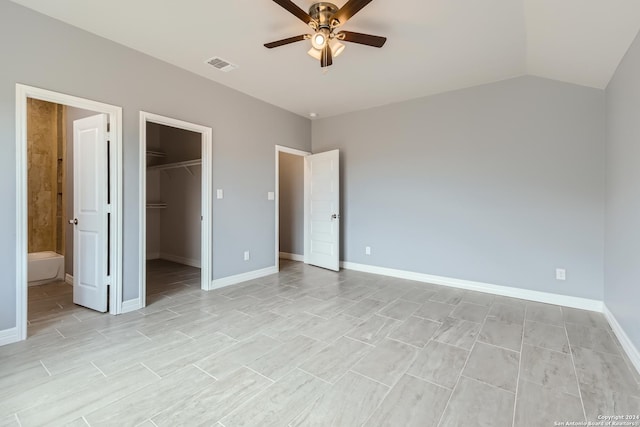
[10,0,640,118]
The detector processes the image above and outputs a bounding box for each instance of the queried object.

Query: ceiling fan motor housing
[309,2,339,28]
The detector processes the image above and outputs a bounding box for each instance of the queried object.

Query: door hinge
[107,122,110,132]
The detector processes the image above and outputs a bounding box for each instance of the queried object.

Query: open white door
[72,114,109,312]
[306,149,340,271]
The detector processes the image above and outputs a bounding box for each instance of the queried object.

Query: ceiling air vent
[206,57,238,72]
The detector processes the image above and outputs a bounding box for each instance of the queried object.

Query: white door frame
[139,112,213,303]
[274,145,311,270]
[15,84,124,341]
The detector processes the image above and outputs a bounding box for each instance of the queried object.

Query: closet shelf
[146,202,167,209]
[146,150,166,158]
[147,159,201,176]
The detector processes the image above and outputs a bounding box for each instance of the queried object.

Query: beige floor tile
[523,320,570,353]
[247,335,326,381]
[388,316,441,348]
[300,336,372,384]
[291,371,388,426]
[566,322,620,355]
[572,347,640,398]
[144,332,237,377]
[478,318,523,352]
[365,374,451,427]
[0,260,629,427]
[514,380,584,427]
[487,303,525,325]
[378,299,421,321]
[352,338,418,386]
[439,376,515,427]
[0,415,18,427]
[450,302,489,323]
[562,307,610,329]
[342,298,389,319]
[195,334,280,380]
[151,367,272,426]
[85,365,214,427]
[414,300,456,322]
[220,369,329,426]
[429,288,463,305]
[463,342,519,392]
[407,340,469,389]
[525,302,563,326]
[346,315,400,345]
[301,313,361,343]
[18,364,158,426]
[520,344,580,396]
[432,317,481,350]
[0,364,103,417]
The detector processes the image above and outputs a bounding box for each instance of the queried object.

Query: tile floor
[1,259,639,426]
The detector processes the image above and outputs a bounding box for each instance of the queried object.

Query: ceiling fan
[264,0,387,68]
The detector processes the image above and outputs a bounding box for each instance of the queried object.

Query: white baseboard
[210,266,278,291]
[121,298,142,314]
[603,305,640,376]
[0,327,20,347]
[279,252,304,262]
[159,253,201,268]
[65,273,73,286]
[340,261,603,312]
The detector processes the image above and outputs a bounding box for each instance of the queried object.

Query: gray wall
[312,76,606,300]
[279,152,304,256]
[605,30,640,351]
[65,105,100,276]
[0,1,310,331]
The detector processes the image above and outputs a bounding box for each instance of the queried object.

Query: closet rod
[147,159,201,172]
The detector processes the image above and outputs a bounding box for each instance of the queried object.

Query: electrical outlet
[244,251,250,261]
[365,246,371,255]
[556,268,566,281]
[216,189,224,199]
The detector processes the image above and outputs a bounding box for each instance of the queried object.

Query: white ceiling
[11,0,640,118]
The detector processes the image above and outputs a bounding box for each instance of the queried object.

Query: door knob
[331,214,340,220]
[69,218,78,225]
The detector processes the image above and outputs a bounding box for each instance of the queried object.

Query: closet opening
[139,113,212,310]
[275,145,310,269]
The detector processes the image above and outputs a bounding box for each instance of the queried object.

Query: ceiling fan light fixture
[330,40,345,57]
[265,1,387,68]
[311,28,329,49]
[307,46,322,60]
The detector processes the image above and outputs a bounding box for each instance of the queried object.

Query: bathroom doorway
[15,85,124,342]
[27,98,107,335]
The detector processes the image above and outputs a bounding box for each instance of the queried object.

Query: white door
[306,149,340,271]
[72,114,109,312]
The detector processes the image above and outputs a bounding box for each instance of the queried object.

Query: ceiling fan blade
[336,31,387,48]
[321,44,333,68]
[264,34,309,49]
[331,0,374,26]
[272,0,315,25]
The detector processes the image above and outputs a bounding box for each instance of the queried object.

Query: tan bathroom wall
[27,98,64,254]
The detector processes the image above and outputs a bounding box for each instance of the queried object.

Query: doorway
[139,112,212,307]
[276,145,309,268]
[15,84,124,342]
[275,145,341,272]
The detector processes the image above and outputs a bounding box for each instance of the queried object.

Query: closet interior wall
[146,123,202,268]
